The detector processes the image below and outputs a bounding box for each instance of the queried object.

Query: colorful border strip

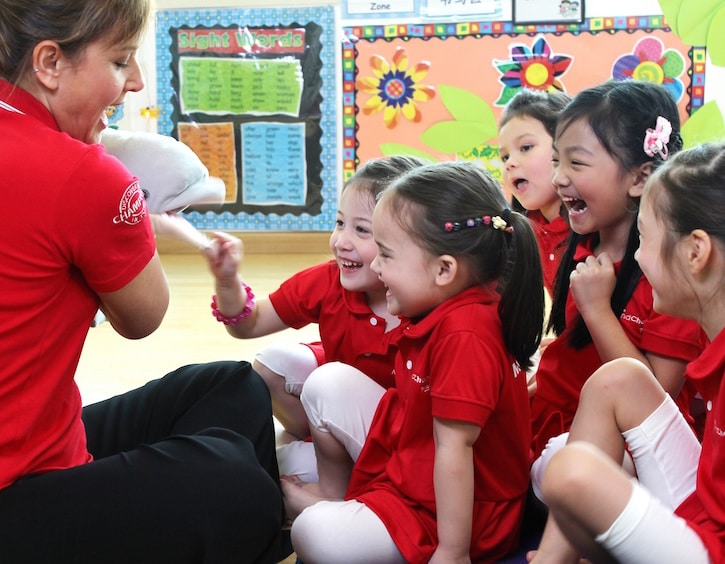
[341,15,705,180]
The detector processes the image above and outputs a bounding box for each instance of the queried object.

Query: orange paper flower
[357,47,436,129]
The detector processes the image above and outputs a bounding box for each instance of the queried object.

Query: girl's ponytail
[499,210,544,370]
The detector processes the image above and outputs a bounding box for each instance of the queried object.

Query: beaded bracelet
[211,283,255,325]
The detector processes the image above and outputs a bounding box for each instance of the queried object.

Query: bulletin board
[342,15,705,183]
[155,6,338,231]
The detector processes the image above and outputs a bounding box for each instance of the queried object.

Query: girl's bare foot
[281,475,331,524]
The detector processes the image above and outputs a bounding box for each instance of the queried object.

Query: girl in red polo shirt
[204,156,424,479]
[529,81,704,501]
[285,160,545,562]
[528,141,725,564]
[499,89,573,397]
[498,88,572,298]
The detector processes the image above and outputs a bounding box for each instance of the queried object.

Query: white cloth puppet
[92,129,225,325]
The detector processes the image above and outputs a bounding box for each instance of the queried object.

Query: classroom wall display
[156,6,338,231]
[342,15,704,184]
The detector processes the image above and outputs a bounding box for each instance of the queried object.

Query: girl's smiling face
[552,118,641,248]
[499,115,561,221]
[329,184,382,294]
[635,184,690,318]
[370,200,441,318]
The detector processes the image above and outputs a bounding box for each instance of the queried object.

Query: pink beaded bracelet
[211,283,255,325]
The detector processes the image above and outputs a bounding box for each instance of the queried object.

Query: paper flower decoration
[493,36,572,106]
[356,47,436,129]
[612,37,685,102]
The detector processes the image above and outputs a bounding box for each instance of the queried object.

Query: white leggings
[531,394,699,506]
[596,479,710,563]
[291,500,406,563]
[290,364,396,561]
[254,341,319,396]
[538,396,708,562]
[277,362,385,481]
[300,361,386,461]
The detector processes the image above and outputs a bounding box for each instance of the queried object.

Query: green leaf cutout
[677,0,721,46]
[658,0,683,35]
[707,5,725,66]
[421,120,498,154]
[438,84,497,129]
[379,143,437,162]
[681,100,725,149]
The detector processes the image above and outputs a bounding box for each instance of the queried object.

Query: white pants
[290,364,395,561]
[531,394,697,505]
[277,362,386,482]
[300,361,385,461]
[598,396,707,562]
[539,396,708,562]
[596,479,710,563]
[254,341,319,396]
[292,500,406,563]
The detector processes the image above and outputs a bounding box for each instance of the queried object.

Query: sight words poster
[156,6,338,231]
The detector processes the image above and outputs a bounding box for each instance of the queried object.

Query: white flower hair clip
[643,116,672,160]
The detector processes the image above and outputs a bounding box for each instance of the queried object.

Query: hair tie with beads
[444,210,514,234]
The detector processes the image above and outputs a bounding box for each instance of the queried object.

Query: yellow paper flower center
[633,61,664,84]
[524,62,551,87]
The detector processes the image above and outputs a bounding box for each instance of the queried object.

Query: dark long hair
[548,80,683,348]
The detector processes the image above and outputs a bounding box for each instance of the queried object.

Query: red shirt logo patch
[113,181,147,225]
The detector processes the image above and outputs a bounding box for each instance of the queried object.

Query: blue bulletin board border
[156,5,338,232]
[341,14,706,180]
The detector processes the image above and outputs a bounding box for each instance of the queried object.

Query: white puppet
[93,128,226,325]
[101,127,225,249]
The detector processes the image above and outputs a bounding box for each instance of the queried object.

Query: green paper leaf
[707,5,725,66]
[379,143,437,162]
[658,0,684,34]
[421,120,498,154]
[681,100,725,148]
[677,0,721,46]
[438,85,497,129]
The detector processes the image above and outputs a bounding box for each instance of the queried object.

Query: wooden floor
[77,251,328,562]
[76,251,329,405]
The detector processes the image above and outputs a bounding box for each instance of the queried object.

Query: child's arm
[570,253,650,368]
[431,417,480,564]
[571,253,691,396]
[646,353,688,398]
[202,231,289,338]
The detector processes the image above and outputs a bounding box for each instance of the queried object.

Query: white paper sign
[346,0,416,15]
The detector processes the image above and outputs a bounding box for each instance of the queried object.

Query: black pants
[0,361,283,563]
